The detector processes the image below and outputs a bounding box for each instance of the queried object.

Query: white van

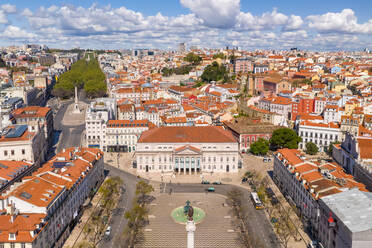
[105,226,111,236]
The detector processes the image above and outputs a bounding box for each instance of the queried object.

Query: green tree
[53,55,107,99]
[327,141,341,156]
[0,58,6,67]
[184,52,202,65]
[135,180,154,205]
[119,180,153,248]
[229,54,236,63]
[270,128,302,150]
[213,53,226,59]
[305,142,318,155]
[250,138,269,156]
[83,208,107,247]
[201,61,228,83]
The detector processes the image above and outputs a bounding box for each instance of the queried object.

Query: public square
[138,193,241,248]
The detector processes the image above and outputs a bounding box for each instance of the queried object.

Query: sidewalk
[63,190,102,248]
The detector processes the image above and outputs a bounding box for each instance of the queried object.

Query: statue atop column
[185,200,196,248]
[73,86,81,114]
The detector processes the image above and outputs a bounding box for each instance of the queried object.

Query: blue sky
[0,0,372,50]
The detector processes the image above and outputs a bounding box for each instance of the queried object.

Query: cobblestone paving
[138,193,241,248]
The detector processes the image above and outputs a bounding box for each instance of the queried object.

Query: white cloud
[180,0,240,28]
[21,8,33,16]
[0,10,7,24]
[284,15,303,30]
[1,4,16,14]
[0,3,369,50]
[1,25,36,39]
[281,30,308,39]
[307,9,372,34]
[236,9,302,31]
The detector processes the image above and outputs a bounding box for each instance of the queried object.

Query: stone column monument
[185,201,196,248]
[186,219,196,248]
[73,86,81,114]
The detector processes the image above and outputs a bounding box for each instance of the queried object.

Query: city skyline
[0,0,372,50]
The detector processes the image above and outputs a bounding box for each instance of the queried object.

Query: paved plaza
[105,151,310,248]
[138,193,241,248]
[61,102,87,126]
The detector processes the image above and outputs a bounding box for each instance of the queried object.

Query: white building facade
[136,126,239,174]
[298,121,341,152]
[105,120,154,152]
[85,98,117,149]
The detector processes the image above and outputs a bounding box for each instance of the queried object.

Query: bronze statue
[187,205,194,221]
[184,200,194,221]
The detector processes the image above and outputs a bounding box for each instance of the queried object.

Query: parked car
[265,187,275,198]
[201,180,210,184]
[263,156,272,163]
[207,187,215,192]
[212,181,222,185]
[105,226,111,236]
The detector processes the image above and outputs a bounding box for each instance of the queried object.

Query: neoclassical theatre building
[136,126,239,174]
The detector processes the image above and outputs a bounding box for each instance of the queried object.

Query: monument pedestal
[72,103,81,114]
[186,220,196,248]
[72,86,81,114]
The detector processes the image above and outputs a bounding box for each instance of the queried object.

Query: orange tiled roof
[12,106,51,118]
[357,138,372,159]
[300,121,340,129]
[138,126,237,143]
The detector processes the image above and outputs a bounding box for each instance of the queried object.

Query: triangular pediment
[174,145,201,155]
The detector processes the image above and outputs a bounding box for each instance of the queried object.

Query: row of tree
[118,181,154,248]
[52,55,107,99]
[244,170,303,248]
[78,176,123,248]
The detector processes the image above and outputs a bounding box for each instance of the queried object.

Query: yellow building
[344,98,360,115]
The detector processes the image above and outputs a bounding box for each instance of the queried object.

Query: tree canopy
[250,138,269,156]
[201,61,228,83]
[270,128,302,150]
[213,53,226,59]
[161,65,192,77]
[52,56,106,99]
[184,52,202,65]
[327,141,340,156]
[0,58,6,67]
[305,142,318,155]
[292,78,312,87]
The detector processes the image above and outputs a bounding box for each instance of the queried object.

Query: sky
[1,0,372,50]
